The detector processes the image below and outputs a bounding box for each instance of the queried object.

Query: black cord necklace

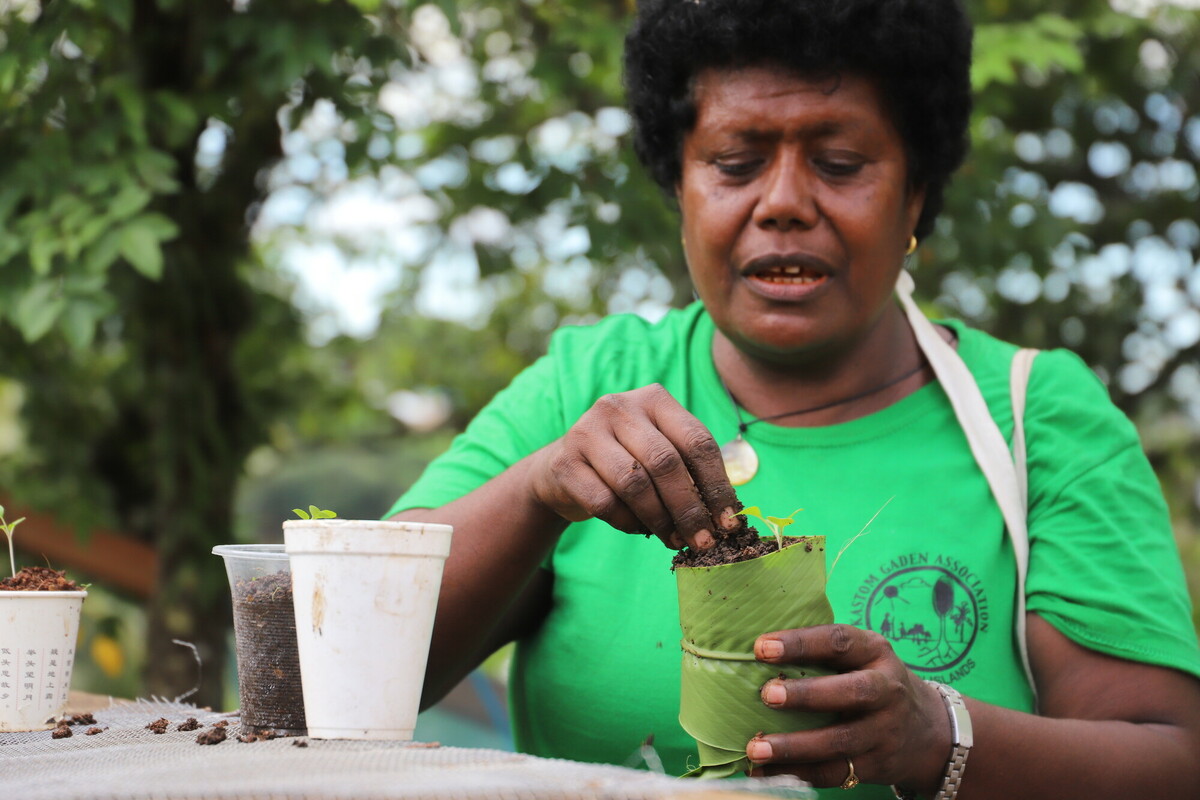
[719,359,928,485]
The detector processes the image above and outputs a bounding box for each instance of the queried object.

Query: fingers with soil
[611,418,720,551]
[532,384,746,551]
[579,430,680,543]
[537,441,648,535]
[647,402,743,539]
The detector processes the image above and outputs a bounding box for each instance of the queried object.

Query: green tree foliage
[0,0,410,705]
[932,1,1200,606]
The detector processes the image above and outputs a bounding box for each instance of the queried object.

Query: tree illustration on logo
[923,577,955,664]
[950,601,971,641]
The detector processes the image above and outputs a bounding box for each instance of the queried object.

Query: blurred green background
[1,0,1198,749]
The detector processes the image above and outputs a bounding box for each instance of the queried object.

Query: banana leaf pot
[676,535,834,778]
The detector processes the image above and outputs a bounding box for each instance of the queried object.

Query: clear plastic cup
[212,544,305,735]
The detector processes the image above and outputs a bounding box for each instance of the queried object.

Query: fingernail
[721,506,738,528]
[762,682,786,706]
[758,639,784,659]
[694,529,714,549]
[747,739,773,763]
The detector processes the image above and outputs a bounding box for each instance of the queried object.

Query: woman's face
[678,66,925,365]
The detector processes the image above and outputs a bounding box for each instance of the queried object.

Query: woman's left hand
[746,624,952,791]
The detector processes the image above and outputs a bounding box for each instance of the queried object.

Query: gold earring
[906,235,918,255]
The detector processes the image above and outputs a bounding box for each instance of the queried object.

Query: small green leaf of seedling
[1,506,27,580]
[737,506,803,551]
[739,506,767,526]
[292,506,337,520]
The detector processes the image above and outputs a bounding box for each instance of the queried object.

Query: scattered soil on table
[196,726,227,745]
[0,566,82,591]
[85,727,105,735]
[146,717,170,734]
[230,572,306,734]
[68,713,97,726]
[292,739,308,748]
[177,718,202,732]
[51,723,72,739]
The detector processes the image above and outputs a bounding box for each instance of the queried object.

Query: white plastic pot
[283,519,452,740]
[0,590,86,732]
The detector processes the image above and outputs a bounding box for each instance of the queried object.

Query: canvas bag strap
[1009,348,1038,512]
[1008,347,1039,701]
[894,271,1037,694]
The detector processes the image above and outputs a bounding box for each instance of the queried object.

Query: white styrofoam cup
[0,590,86,731]
[283,519,452,740]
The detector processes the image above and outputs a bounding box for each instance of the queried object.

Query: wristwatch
[892,681,973,800]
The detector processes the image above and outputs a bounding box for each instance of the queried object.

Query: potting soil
[0,566,82,591]
[230,572,306,734]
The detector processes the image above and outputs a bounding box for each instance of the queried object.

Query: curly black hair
[624,0,973,241]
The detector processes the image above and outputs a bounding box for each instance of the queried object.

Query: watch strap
[891,681,972,800]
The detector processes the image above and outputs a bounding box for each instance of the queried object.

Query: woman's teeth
[754,267,823,284]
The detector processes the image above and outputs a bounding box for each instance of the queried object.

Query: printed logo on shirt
[849,552,990,680]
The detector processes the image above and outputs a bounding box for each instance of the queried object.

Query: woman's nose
[754,154,818,231]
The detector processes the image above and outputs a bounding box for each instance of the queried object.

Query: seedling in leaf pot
[672,499,834,778]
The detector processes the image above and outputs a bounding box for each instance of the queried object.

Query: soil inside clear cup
[213,545,306,735]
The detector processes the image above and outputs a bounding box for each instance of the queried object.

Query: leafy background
[1,0,1197,726]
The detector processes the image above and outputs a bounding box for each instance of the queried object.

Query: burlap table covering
[0,699,813,799]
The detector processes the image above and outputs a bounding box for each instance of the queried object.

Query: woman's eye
[714,159,761,177]
[817,159,864,177]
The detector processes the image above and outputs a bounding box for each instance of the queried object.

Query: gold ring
[840,757,860,790]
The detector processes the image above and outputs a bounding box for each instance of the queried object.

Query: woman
[390,0,1200,796]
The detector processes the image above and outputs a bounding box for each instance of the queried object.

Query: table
[0,698,814,800]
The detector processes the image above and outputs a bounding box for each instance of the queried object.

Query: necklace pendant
[720,434,759,486]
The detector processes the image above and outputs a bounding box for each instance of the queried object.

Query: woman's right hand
[527,383,740,550]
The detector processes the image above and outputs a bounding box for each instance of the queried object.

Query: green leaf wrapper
[676,536,835,778]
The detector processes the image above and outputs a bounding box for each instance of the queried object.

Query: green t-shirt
[391,303,1200,796]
